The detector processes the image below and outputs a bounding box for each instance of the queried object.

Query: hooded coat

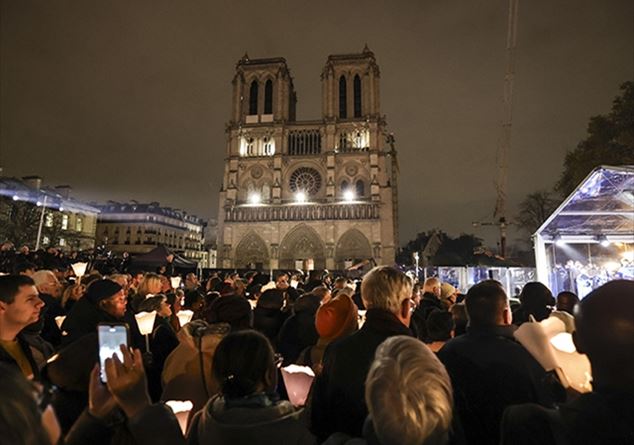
[187,394,316,445]
[161,322,230,414]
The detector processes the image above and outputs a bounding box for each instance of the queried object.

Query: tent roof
[535,165,634,240]
[130,245,197,268]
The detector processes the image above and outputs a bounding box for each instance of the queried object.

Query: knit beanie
[207,295,252,330]
[315,295,358,340]
[85,279,122,304]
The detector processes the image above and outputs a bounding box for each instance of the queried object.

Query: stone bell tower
[231,54,296,125]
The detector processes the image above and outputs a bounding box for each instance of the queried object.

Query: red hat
[315,295,358,340]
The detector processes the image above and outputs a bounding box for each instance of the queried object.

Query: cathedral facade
[217,47,399,271]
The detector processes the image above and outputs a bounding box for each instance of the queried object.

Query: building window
[353,75,362,117]
[287,130,321,155]
[76,217,83,232]
[339,76,347,119]
[59,238,66,247]
[61,215,69,230]
[264,79,273,114]
[249,80,258,115]
[356,180,365,197]
[341,180,349,192]
[45,213,53,228]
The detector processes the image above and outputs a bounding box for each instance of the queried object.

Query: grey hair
[361,266,412,314]
[365,336,453,445]
[31,270,56,288]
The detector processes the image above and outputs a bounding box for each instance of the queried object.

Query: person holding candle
[187,330,316,445]
[501,280,634,445]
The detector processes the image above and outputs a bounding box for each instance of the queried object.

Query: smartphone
[97,323,129,383]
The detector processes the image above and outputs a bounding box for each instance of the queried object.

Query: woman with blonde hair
[131,273,162,310]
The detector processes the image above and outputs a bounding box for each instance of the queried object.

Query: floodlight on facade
[343,189,355,202]
[295,191,307,203]
[248,192,261,205]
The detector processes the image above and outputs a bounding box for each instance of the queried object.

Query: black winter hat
[207,295,252,330]
[85,279,122,304]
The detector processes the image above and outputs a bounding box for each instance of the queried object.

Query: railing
[225,202,379,222]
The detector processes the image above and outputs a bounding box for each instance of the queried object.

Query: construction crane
[473,0,519,259]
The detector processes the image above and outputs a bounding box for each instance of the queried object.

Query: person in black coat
[411,277,444,342]
[62,279,144,350]
[253,289,288,348]
[309,266,415,441]
[501,280,634,445]
[438,281,554,445]
[512,281,554,325]
[277,293,321,365]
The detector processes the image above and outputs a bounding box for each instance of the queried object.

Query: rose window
[289,167,322,196]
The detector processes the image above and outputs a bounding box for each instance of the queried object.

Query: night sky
[1,1,632,249]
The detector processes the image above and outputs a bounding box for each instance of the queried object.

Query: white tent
[534,165,634,297]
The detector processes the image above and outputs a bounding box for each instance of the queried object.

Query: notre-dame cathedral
[217,46,399,271]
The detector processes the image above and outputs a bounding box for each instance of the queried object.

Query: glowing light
[598,236,611,247]
[248,192,261,205]
[622,250,634,262]
[59,206,64,211]
[176,309,194,327]
[36,201,42,206]
[603,261,620,272]
[550,332,576,353]
[295,191,307,203]
[170,276,181,289]
[555,238,566,247]
[12,195,19,201]
[71,262,88,278]
[134,311,157,336]
[343,189,355,202]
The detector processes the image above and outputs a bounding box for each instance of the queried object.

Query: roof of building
[0,176,100,214]
[98,201,205,225]
[535,165,634,239]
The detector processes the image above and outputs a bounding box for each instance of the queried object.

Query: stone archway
[334,228,373,269]
[235,231,269,269]
[278,224,326,270]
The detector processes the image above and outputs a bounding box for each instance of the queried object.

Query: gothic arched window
[356,180,365,197]
[341,180,349,193]
[264,79,273,114]
[339,76,347,119]
[353,74,362,117]
[249,80,258,115]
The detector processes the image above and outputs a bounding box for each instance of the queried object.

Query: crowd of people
[0,253,632,445]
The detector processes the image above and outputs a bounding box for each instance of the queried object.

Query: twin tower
[217,47,399,271]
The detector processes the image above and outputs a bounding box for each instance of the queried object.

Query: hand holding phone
[98,323,129,383]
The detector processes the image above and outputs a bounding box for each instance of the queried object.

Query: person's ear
[0,301,7,313]
[399,299,411,324]
[503,307,512,325]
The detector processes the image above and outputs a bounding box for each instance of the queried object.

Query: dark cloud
[1,0,632,247]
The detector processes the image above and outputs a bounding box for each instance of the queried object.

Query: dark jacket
[0,332,43,380]
[39,292,66,348]
[62,297,144,349]
[65,403,185,445]
[412,292,444,341]
[438,325,552,445]
[187,394,316,445]
[277,294,321,365]
[501,388,634,445]
[309,308,412,441]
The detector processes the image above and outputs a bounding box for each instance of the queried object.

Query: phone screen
[98,324,128,383]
